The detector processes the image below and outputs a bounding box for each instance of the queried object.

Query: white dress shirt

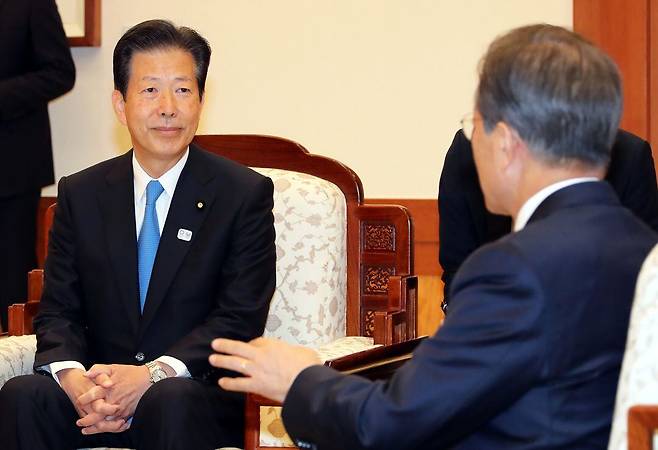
[46,149,192,383]
[513,177,599,232]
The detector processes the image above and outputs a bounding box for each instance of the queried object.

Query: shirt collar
[513,177,599,232]
[132,147,190,202]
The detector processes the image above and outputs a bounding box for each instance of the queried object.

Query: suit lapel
[97,152,141,335]
[138,146,217,337]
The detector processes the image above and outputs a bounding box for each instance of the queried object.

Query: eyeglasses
[460,113,476,141]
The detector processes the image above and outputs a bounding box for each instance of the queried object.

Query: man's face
[112,47,203,174]
[471,110,507,215]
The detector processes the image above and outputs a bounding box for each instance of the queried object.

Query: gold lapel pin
[197,201,204,210]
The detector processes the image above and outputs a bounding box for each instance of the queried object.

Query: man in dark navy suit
[208,24,657,449]
[0,20,275,450]
[438,128,658,307]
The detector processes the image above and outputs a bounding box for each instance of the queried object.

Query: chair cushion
[314,336,382,362]
[0,334,36,386]
[253,168,347,347]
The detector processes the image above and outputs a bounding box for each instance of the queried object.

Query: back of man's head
[113,19,211,100]
[476,24,622,168]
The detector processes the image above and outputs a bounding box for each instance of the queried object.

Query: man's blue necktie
[138,180,164,313]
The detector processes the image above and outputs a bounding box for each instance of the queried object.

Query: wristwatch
[145,361,168,384]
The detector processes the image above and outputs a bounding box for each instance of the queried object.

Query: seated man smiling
[0,19,276,450]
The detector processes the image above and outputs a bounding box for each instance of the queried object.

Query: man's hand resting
[81,363,154,426]
[57,368,127,435]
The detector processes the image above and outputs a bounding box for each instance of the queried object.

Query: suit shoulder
[449,237,545,319]
[60,152,130,189]
[191,145,272,187]
[457,236,531,284]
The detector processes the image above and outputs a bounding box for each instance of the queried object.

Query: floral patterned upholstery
[252,169,382,447]
[0,334,36,386]
[608,244,658,450]
[253,168,348,346]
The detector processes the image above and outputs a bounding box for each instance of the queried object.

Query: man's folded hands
[57,363,152,435]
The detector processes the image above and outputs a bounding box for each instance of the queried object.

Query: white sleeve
[156,355,191,378]
[40,361,86,386]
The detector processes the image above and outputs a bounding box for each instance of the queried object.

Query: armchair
[194,134,417,449]
[2,135,417,450]
[608,244,658,450]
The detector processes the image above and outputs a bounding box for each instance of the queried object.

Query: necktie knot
[146,180,164,205]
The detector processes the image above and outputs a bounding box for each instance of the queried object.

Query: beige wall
[46,0,572,198]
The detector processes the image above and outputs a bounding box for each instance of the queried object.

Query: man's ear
[112,90,128,126]
[495,122,524,171]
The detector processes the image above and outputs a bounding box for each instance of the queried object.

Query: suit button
[135,352,145,362]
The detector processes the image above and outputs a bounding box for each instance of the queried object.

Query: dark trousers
[0,190,40,331]
[0,374,245,450]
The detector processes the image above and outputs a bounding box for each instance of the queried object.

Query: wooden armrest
[7,269,44,336]
[326,336,425,377]
[372,275,417,345]
[8,301,39,336]
[629,405,658,450]
[27,269,44,301]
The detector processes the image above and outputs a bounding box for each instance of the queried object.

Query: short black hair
[476,24,622,167]
[113,19,211,99]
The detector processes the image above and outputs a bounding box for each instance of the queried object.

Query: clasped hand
[58,364,151,435]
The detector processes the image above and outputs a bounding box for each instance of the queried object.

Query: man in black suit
[0,20,276,450]
[0,0,75,330]
[439,128,658,307]
[208,25,657,449]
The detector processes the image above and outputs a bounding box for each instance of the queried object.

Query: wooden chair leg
[628,405,658,450]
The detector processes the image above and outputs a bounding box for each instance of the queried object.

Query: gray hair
[476,24,622,167]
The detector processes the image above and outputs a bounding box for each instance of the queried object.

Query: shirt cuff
[41,361,86,386]
[155,355,191,378]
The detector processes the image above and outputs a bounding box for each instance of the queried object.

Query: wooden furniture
[36,198,57,268]
[7,204,54,336]
[193,134,417,346]
[192,135,417,449]
[628,406,658,450]
[574,0,658,175]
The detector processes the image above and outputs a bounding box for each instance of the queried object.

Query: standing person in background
[0,0,75,330]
